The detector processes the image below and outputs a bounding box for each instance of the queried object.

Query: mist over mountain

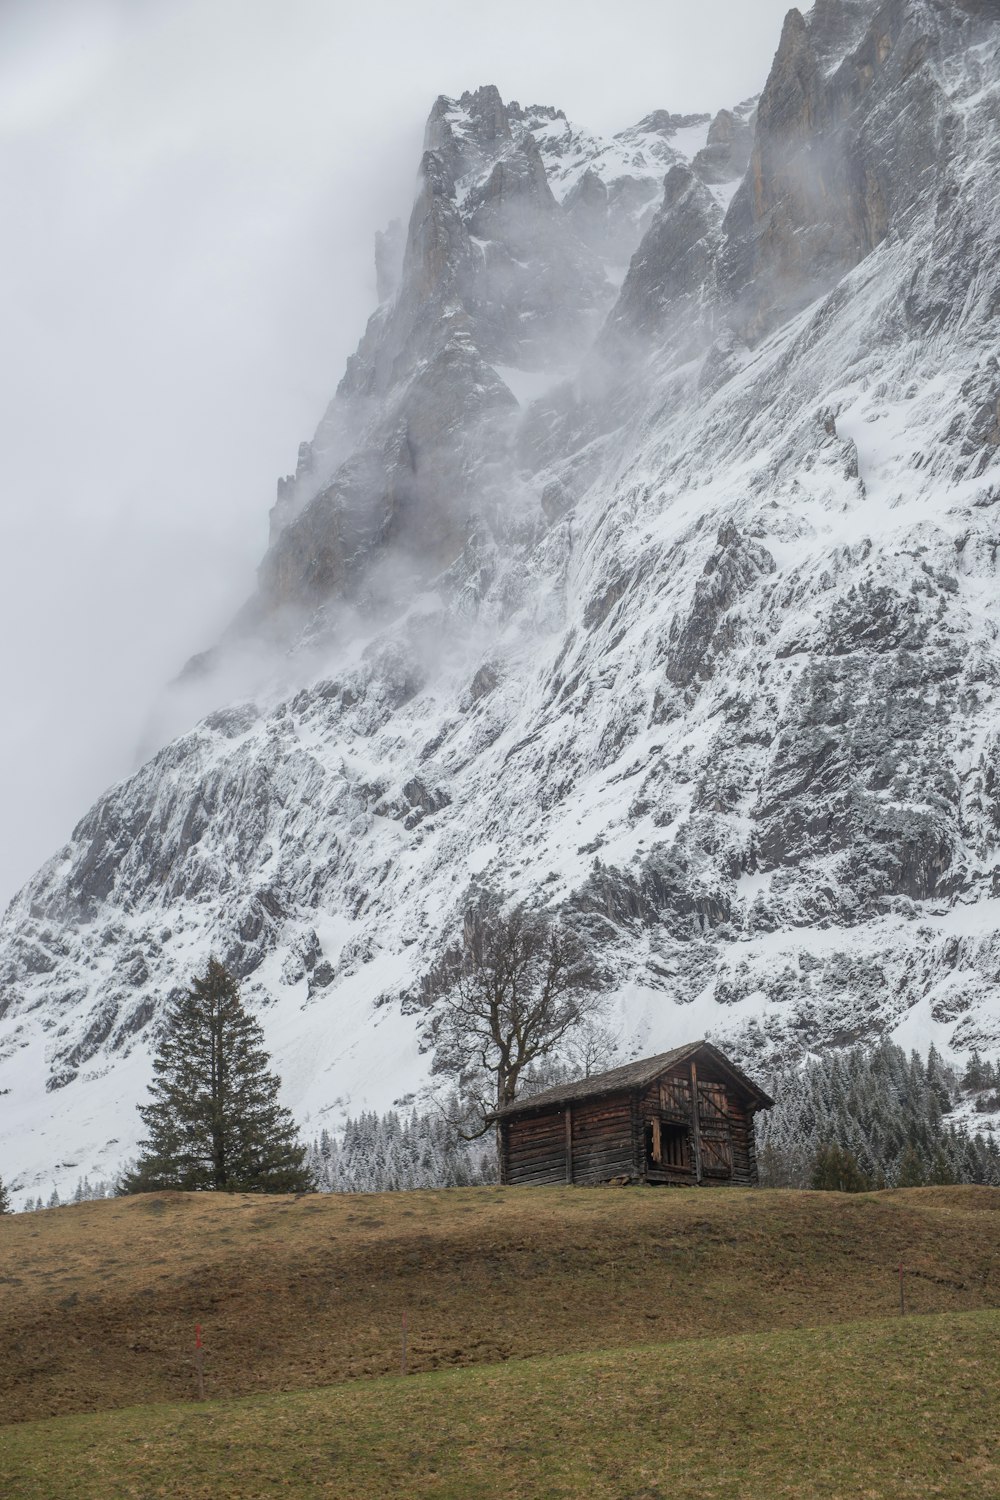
[3,0,1000,1199]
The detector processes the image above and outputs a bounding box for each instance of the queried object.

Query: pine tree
[896,1145,926,1187]
[0,1176,11,1214]
[926,1043,952,1112]
[121,957,313,1195]
[927,1147,956,1185]
[962,1051,988,1092]
[810,1143,870,1193]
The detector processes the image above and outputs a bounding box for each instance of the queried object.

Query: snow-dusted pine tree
[758,1042,1000,1189]
[120,957,312,1194]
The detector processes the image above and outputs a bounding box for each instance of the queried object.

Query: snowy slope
[2,0,1000,1202]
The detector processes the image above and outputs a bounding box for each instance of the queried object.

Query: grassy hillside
[2,1310,997,1499]
[1,1184,998,1426]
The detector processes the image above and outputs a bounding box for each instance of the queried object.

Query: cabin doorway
[647,1117,690,1174]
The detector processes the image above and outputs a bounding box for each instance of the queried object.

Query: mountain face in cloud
[2,0,1000,1199]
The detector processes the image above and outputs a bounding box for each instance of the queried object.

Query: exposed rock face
[662,522,777,692]
[374,218,405,304]
[552,109,713,264]
[692,104,756,186]
[3,0,1000,1197]
[602,164,723,358]
[720,0,992,342]
[253,87,627,619]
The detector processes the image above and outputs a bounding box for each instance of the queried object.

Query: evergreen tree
[926,1043,952,1112]
[810,1144,870,1193]
[757,1040,1000,1189]
[927,1147,956,1185]
[121,957,312,1195]
[896,1145,926,1187]
[0,1176,11,1214]
[962,1051,988,1092]
[305,1095,499,1193]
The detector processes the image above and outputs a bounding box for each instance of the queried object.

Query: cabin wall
[638,1061,761,1188]
[499,1109,566,1186]
[701,1058,760,1186]
[638,1073,695,1185]
[569,1093,634,1185]
[731,1108,757,1187]
[501,1091,634,1186]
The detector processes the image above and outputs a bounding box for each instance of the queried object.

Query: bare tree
[421,894,603,1135]
[555,1014,622,1080]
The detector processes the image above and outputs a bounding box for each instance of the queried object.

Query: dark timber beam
[689,1060,703,1184]
[565,1104,573,1184]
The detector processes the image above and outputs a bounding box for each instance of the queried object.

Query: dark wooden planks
[503,1108,568,1185]
[570,1093,633,1185]
[503,1093,634,1186]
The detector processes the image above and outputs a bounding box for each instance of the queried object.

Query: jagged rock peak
[423,86,529,189]
[254,84,625,619]
[257,81,746,620]
[720,0,1000,341]
[805,0,883,66]
[624,109,712,138]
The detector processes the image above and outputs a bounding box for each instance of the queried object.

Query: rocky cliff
[2,0,1000,1198]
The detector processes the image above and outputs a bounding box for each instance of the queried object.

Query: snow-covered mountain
[3,0,1000,1200]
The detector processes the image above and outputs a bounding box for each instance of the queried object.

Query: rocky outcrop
[251,86,618,616]
[662,522,776,691]
[719,0,991,343]
[374,218,405,304]
[601,164,722,358]
[692,105,755,186]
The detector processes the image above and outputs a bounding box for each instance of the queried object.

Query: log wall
[501,1091,634,1186]
[500,1108,567,1186]
[568,1094,633,1185]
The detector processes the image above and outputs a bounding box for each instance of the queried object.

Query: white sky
[0,0,794,908]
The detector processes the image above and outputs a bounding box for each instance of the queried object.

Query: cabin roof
[489,1039,774,1120]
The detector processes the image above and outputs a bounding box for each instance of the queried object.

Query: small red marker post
[899,1263,906,1317]
[401,1310,408,1377]
[195,1323,205,1400]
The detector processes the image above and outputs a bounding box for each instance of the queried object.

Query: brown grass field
[2,1311,998,1499]
[1,1185,998,1496]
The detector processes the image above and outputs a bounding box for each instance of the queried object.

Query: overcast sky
[0,0,794,908]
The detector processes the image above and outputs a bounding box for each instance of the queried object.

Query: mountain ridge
[2,0,1000,1199]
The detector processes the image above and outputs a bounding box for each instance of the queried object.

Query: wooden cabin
[491,1041,773,1188]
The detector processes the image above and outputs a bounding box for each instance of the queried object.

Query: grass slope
[1,1185,998,1426]
[2,1310,997,1499]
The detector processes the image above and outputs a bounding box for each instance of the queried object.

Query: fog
[0,0,793,907]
